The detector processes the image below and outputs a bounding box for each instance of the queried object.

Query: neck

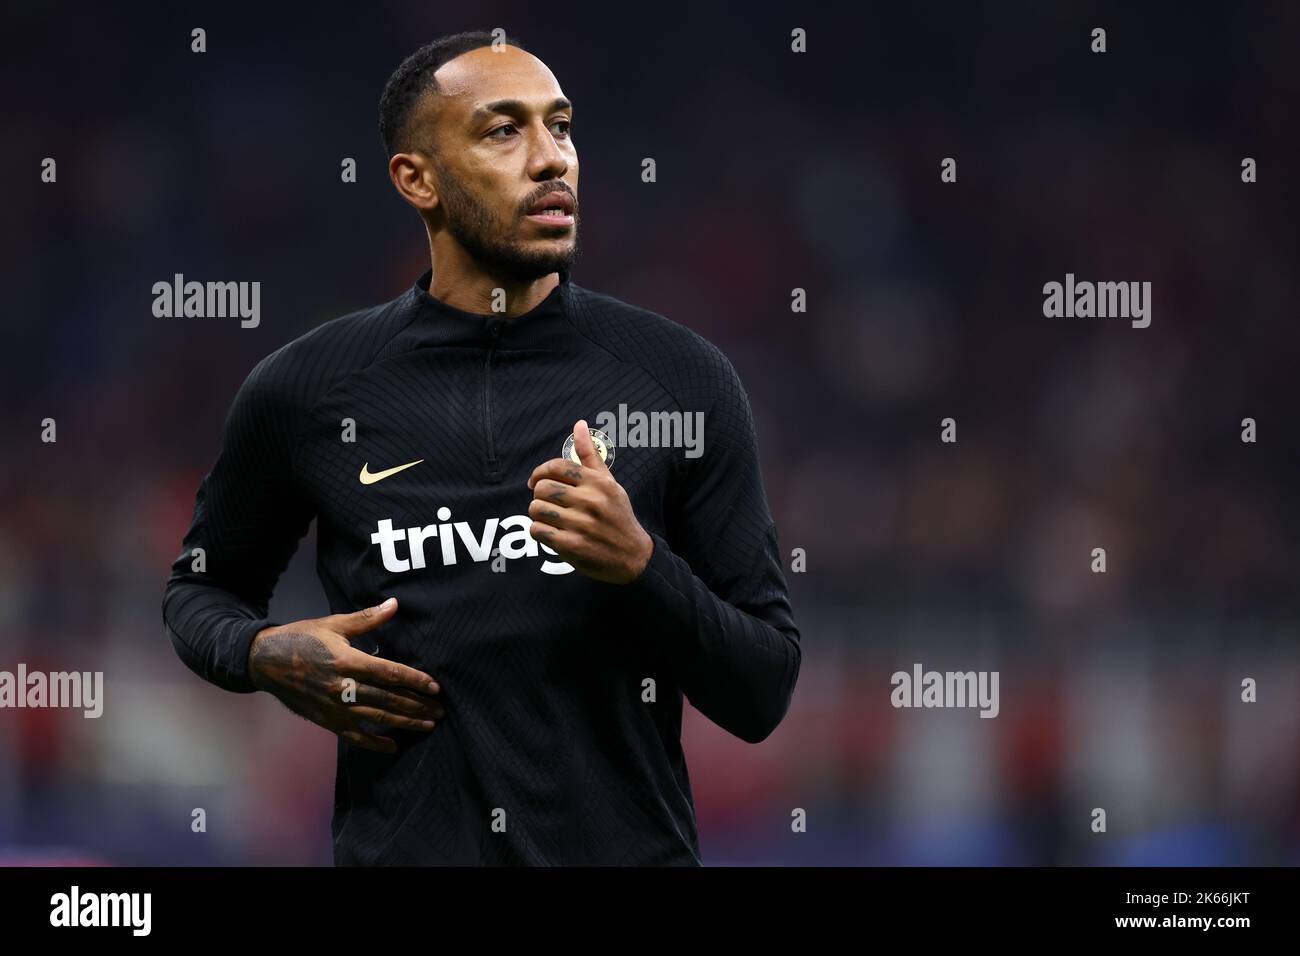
[426,239,560,318]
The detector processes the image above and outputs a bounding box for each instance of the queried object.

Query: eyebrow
[470,97,573,125]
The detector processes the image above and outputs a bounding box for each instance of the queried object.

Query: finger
[339,728,397,753]
[527,496,588,533]
[528,521,599,575]
[338,648,441,696]
[528,457,587,491]
[354,683,444,720]
[572,418,608,472]
[528,520,584,558]
[531,477,587,506]
[325,597,398,640]
[346,705,438,732]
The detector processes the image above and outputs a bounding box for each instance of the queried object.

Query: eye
[487,123,518,140]
[550,119,572,138]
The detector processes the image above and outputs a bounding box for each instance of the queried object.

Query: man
[162,30,800,865]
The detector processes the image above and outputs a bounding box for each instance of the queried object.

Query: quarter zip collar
[406,267,572,349]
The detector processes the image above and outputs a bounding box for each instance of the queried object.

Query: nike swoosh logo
[359,459,425,485]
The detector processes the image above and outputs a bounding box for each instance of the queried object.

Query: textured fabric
[162,268,801,865]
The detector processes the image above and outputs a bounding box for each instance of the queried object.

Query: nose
[527,121,569,182]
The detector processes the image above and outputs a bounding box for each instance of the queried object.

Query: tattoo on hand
[251,630,334,703]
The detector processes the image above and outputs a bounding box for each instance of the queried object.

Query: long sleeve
[621,352,801,743]
[161,351,315,693]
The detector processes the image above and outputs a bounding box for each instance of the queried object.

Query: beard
[434,167,581,283]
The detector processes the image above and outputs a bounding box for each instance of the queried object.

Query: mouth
[524,190,576,228]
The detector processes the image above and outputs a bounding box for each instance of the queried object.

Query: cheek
[487,177,517,217]
[461,163,514,212]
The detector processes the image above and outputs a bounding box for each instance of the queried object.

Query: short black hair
[378,30,528,157]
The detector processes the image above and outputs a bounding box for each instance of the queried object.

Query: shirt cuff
[621,530,687,608]
[223,617,277,693]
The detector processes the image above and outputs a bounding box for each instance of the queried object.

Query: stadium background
[1,2,1297,864]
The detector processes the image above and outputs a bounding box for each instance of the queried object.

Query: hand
[526,418,655,584]
[247,598,443,753]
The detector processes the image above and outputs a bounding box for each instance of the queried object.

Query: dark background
[1,1,1297,864]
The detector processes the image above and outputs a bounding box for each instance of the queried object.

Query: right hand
[247,597,442,753]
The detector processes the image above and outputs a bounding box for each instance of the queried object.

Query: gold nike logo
[359,459,425,485]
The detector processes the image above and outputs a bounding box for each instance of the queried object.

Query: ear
[389,151,439,213]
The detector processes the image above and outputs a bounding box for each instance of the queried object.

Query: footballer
[163,30,801,865]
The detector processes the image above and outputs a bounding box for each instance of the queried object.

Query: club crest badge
[562,426,615,470]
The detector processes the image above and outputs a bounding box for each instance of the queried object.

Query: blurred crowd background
[1,2,1297,864]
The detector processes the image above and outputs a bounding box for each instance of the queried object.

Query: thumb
[328,597,398,641]
[572,419,607,471]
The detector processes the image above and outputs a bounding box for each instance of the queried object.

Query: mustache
[520,182,577,215]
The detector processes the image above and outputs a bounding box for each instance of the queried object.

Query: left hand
[526,418,655,584]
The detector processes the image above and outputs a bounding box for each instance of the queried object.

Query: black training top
[161,268,801,865]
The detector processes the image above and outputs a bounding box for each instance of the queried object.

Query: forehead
[430,46,564,119]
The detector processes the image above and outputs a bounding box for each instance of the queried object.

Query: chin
[528,239,576,259]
